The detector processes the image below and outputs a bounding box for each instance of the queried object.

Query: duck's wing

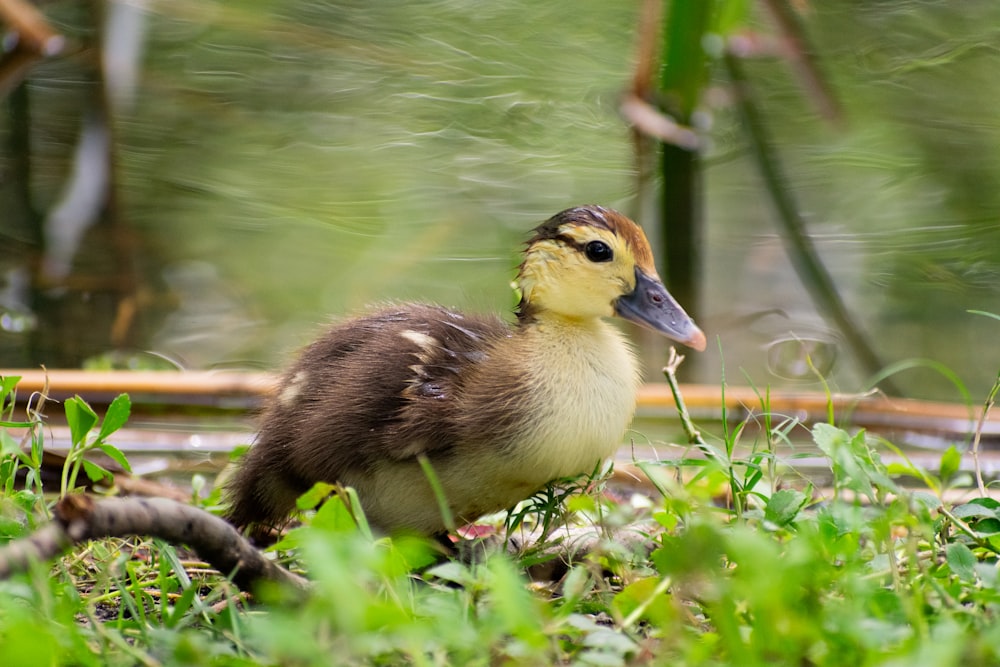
[267,304,511,472]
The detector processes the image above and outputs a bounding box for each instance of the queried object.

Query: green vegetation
[6,2,1000,661]
[3,370,1000,666]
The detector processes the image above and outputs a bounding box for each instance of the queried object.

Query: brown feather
[224,304,520,531]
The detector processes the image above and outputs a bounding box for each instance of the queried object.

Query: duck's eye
[584,240,613,263]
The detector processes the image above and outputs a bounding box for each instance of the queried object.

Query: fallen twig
[0,495,309,594]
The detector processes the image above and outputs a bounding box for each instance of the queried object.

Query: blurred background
[2,0,999,402]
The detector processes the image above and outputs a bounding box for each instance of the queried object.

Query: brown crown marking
[528,205,657,275]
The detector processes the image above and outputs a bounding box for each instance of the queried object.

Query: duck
[224,205,706,538]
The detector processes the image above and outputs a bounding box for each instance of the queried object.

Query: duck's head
[516,205,706,351]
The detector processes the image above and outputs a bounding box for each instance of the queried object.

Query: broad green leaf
[653,523,725,577]
[939,445,962,482]
[98,443,132,473]
[296,482,337,511]
[911,491,942,510]
[381,534,437,576]
[0,431,22,457]
[97,393,132,441]
[886,461,922,478]
[964,497,1000,510]
[951,503,998,521]
[424,560,475,587]
[64,396,98,447]
[611,576,675,627]
[0,375,21,412]
[311,492,359,534]
[812,423,898,499]
[0,515,27,540]
[566,493,596,513]
[812,422,848,459]
[971,518,1000,536]
[13,490,39,513]
[81,459,112,484]
[652,508,679,531]
[868,589,906,620]
[228,444,250,461]
[945,542,977,582]
[486,557,546,647]
[559,565,593,612]
[0,619,58,667]
[764,489,806,527]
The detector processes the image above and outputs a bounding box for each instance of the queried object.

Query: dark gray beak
[615,268,706,351]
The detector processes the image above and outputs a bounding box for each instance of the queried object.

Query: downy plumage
[225,205,705,536]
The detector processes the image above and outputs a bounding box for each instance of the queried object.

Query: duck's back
[224,304,512,533]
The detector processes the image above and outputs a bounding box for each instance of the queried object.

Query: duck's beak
[615,268,707,351]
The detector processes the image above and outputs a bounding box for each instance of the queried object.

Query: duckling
[224,205,705,537]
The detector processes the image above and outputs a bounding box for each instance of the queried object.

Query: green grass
[3,372,1000,666]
